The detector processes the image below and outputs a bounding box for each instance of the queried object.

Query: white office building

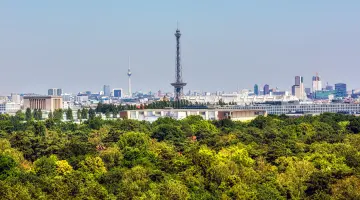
[0,102,21,114]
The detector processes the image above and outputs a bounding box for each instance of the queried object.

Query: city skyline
[1,1,360,95]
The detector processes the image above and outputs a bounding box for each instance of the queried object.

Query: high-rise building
[312,74,322,92]
[305,88,311,96]
[113,88,123,98]
[48,88,62,96]
[292,85,301,99]
[263,84,270,95]
[254,84,259,96]
[48,88,55,96]
[103,85,111,96]
[295,76,301,86]
[335,83,347,97]
[62,94,71,102]
[292,85,297,96]
[292,76,305,100]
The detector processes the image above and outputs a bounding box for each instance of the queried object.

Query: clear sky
[1,1,360,95]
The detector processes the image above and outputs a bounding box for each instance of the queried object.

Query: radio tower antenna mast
[171,24,186,102]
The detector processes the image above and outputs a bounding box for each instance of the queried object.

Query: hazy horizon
[1,1,360,95]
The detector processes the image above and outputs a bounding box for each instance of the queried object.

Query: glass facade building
[113,89,122,98]
[103,85,111,96]
[263,84,270,95]
[254,84,259,96]
[335,83,347,98]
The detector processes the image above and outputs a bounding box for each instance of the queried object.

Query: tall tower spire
[127,56,132,97]
[171,26,186,102]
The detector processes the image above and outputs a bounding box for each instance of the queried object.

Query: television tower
[171,26,186,101]
[127,56,132,97]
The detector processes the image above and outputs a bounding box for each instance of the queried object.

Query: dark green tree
[36,109,43,120]
[0,155,17,180]
[88,108,96,120]
[25,108,32,121]
[53,109,64,122]
[48,111,53,119]
[33,109,38,120]
[112,110,118,118]
[77,109,81,120]
[105,111,110,119]
[15,110,25,121]
[66,108,73,121]
[81,108,88,119]
[347,117,360,134]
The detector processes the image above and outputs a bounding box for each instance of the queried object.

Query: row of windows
[223,104,360,114]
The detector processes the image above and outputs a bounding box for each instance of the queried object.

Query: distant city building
[23,96,62,111]
[0,96,7,104]
[76,95,89,103]
[272,91,287,96]
[113,88,123,98]
[295,76,301,86]
[85,91,92,95]
[292,76,305,100]
[305,88,311,96]
[11,93,21,104]
[216,91,223,96]
[254,84,259,96]
[313,90,335,100]
[325,83,334,91]
[263,84,270,95]
[103,85,111,96]
[312,74,322,92]
[0,102,21,114]
[62,94,72,102]
[120,108,267,122]
[230,102,360,115]
[292,85,299,96]
[335,83,347,98]
[183,92,298,105]
[48,88,62,96]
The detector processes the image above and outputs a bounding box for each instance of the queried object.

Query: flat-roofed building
[120,108,267,122]
[224,102,360,115]
[23,96,62,111]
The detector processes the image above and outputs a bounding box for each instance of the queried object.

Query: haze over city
[2,2,360,199]
[1,1,360,95]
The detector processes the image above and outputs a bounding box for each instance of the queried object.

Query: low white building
[183,93,299,105]
[75,95,89,104]
[0,102,21,114]
[120,108,267,122]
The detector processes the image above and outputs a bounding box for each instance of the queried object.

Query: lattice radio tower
[171,25,186,102]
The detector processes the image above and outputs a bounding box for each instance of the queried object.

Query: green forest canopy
[1,113,360,199]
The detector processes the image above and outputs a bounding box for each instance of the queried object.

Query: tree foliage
[0,112,359,199]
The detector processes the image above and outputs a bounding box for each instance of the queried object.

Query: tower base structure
[171,82,187,101]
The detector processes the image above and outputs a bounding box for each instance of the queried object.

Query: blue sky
[1,1,360,94]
